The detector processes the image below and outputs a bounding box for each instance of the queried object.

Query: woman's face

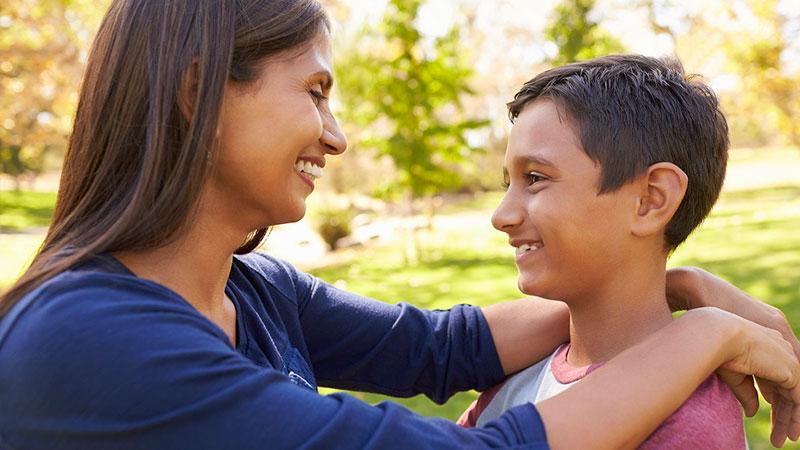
[209,28,346,230]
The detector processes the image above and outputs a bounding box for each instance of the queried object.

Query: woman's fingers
[717,370,758,416]
[723,324,798,390]
[714,311,800,445]
[789,402,800,440]
[758,378,800,447]
[771,396,790,447]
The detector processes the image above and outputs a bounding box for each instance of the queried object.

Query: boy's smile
[493,98,640,303]
[514,241,543,260]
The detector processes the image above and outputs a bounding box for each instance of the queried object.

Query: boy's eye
[525,172,546,186]
[502,172,546,190]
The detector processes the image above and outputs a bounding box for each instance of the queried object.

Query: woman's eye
[501,179,510,190]
[309,89,328,105]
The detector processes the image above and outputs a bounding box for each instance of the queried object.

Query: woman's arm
[537,307,800,449]
[482,297,569,375]
[486,266,799,381]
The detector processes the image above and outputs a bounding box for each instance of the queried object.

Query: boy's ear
[177,60,200,123]
[631,162,688,238]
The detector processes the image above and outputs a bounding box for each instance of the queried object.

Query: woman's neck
[113,194,250,323]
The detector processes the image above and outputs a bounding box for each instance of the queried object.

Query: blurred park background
[1,0,799,447]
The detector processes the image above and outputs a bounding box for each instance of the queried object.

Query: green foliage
[0,190,56,231]
[640,0,800,148]
[0,0,108,182]
[725,7,800,148]
[313,206,355,251]
[335,0,488,200]
[544,0,626,65]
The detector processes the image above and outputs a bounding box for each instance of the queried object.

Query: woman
[0,1,797,448]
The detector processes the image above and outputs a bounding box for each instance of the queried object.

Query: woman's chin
[264,205,306,227]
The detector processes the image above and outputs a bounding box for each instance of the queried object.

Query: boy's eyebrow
[515,154,557,169]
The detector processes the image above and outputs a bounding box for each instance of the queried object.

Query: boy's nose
[321,112,347,155]
[492,192,524,232]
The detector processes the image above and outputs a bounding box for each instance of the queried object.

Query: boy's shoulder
[458,348,559,428]
[640,374,745,449]
[459,347,745,449]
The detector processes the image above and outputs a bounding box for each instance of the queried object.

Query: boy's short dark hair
[508,54,728,250]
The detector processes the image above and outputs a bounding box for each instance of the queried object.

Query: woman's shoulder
[6,263,185,314]
[0,264,266,445]
[0,264,224,355]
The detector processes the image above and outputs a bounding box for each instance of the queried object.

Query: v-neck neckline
[100,253,247,351]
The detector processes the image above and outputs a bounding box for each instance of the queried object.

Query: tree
[0,0,107,189]
[726,0,800,148]
[634,0,800,148]
[335,0,488,205]
[543,0,626,65]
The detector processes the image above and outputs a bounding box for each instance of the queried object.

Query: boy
[458,55,746,448]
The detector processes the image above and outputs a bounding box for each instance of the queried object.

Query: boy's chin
[517,278,547,297]
[517,275,567,301]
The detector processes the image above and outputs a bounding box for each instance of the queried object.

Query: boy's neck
[564,254,673,367]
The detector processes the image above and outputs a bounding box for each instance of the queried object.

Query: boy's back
[473,55,744,448]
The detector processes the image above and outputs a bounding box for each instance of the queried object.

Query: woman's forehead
[259,30,333,78]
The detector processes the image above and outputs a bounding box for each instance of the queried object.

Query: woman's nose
[321,112,347,155]
[492,192,524,233]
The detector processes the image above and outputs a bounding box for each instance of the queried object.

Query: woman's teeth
[515,243,542,255]
[295,160,323,179]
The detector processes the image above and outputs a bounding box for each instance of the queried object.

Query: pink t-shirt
[458,344,746,449]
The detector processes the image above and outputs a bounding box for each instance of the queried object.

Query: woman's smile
[294,159,324,190]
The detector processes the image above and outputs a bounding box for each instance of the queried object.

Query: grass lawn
[0,191,56,231]
[0,148,798,448]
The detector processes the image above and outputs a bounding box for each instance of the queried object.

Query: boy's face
[493,98,640,302]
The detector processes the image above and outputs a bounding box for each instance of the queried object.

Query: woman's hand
[666,267,799,356]
[708,305,800,447]
[667,265,800,446]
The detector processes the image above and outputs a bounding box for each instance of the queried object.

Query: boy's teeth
[515,243,541,255]
[295,160,323,179]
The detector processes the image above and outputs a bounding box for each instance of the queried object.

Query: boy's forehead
[506,100,574,164]
[504,98,601,180]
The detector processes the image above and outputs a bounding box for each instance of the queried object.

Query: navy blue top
[0,253,548,449]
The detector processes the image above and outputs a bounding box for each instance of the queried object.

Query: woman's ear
[177,60,200,123]
[631,162,688,238]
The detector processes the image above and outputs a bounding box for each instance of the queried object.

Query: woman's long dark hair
[0,0,329,316]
